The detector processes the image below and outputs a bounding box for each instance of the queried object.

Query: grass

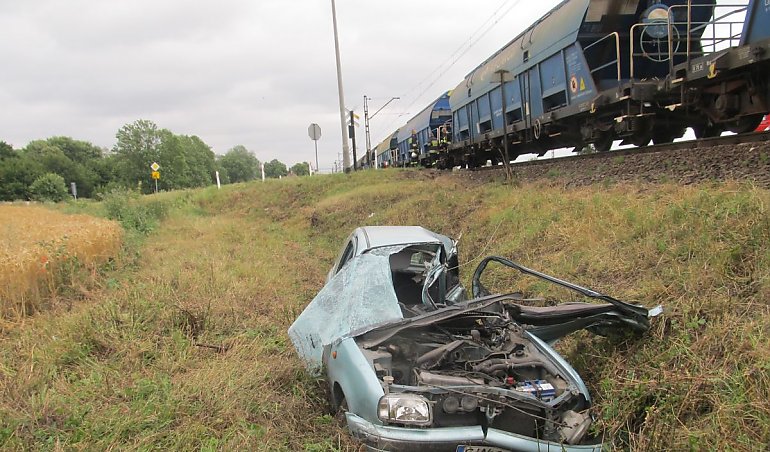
[1,171,768,450]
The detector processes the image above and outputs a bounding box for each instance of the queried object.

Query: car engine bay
[359,306,595,444]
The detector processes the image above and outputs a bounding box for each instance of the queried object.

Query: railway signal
[348,110,359,170]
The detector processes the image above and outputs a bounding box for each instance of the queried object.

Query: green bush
[28,173,68,202]
[102,189,168,234]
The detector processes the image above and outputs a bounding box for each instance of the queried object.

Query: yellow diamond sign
[150,162,160,171]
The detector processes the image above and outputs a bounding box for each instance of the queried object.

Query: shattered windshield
[288,246,407,372]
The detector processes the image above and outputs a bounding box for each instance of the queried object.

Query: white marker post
[215,171,221,189]
[261,162,265,181]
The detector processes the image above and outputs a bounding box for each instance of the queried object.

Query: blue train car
[441,0,770,168]
[393,92,452,166]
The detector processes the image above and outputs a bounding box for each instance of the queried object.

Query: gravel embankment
[470,141,770,188]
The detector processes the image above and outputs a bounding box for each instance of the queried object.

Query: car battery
[514,380,556,400]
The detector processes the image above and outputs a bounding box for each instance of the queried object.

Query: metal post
[497,69,513,180]
[331,0,351,172]
[364,95,371,168]
[364,96,399,170]
[350,110,358,171]
[314,139,319,174]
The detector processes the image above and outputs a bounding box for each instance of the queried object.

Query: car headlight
[377,394,432,426]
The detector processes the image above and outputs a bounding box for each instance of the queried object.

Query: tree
[290,162,310,176]
[29,173,68,202]
[0,141,15,160]
[114,119,162,192]
[43,136,102,164]
[177,135,216,187]
[218,145,260,183]
[23,140,100,198]
[0,156,43,201]
[264,159,288,179]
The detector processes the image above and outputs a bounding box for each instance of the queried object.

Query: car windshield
[288,245,408,372]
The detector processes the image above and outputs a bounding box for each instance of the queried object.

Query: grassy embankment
[1,171,768,450]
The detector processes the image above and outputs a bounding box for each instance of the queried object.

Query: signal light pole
[349,110,358,171]
[363,95,399,169]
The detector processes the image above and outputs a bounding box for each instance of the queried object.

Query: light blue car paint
[326,337,385,420]
[346,413,603,452]
[525,331,591,403]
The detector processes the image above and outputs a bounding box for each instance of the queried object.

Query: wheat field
[0,204,122,322]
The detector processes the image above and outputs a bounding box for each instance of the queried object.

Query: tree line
[0,119,311,202]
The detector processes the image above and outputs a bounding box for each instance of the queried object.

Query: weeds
[101,189,169,234]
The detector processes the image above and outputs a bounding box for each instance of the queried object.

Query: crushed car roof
[357,226,452,251]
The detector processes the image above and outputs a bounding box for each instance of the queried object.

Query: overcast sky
[0,0,562,172]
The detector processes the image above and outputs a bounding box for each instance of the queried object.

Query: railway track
[472,131,770,172]
[461,131,770,188]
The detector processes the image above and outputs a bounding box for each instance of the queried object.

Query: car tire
[334,394,348,424]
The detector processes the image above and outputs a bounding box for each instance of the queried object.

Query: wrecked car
[289,226,660,451]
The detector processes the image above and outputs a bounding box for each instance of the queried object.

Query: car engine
[359,307,594,445]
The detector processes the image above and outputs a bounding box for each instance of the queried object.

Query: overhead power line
[373,0,524,141]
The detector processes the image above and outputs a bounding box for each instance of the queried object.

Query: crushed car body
[288,226,661,451]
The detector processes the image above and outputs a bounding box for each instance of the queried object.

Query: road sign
[151,171,160,180]
[150,162,160,171]
[308,123,322,141]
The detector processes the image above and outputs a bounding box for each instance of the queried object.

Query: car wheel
[334,394,348,424]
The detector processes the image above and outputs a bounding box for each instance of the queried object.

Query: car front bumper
[346,412,603,452]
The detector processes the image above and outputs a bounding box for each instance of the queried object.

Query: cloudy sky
[0,0,562,172]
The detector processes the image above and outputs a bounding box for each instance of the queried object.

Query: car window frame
[335,235,358,275]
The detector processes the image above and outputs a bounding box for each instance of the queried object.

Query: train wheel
[726,114,763,134]
[652,127,685,145]
[594,133,613,153]
[630,133,651,147]
[692,123,722,139]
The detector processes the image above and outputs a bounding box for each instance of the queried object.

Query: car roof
[358,226,450,251]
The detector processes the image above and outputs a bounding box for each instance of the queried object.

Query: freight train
[369,0,770,169]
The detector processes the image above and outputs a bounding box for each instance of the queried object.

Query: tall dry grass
[0,205,123,321]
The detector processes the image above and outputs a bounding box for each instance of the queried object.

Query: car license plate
[456,446,509,452]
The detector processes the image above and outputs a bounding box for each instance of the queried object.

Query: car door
[471,256,661,343]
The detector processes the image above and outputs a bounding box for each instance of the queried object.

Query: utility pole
[349,110,358,171]
[331,0,351,172]
[363,96,371,168]
[496,69,513,180]
[363,95,399,169]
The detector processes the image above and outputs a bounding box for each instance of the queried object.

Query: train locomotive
[373,0,770,169]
